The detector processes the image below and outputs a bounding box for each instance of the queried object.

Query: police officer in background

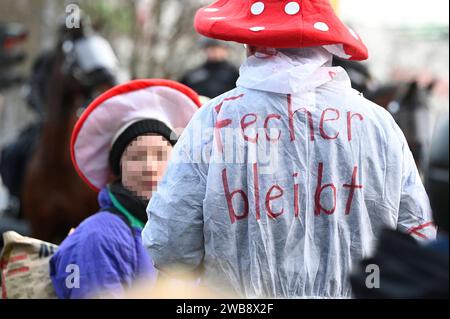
[180,38,239,99]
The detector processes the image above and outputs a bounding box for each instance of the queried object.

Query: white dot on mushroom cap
[204,8,219,12]
[349,28,359,40]
[250,26,266,32]
[285,2,300,15]
[314,22,329,31]
[251,2,265,15]
[210,17,226,20]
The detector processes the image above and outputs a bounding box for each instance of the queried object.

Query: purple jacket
[50,188,156,299]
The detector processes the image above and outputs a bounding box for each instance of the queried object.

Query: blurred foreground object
[0,22,28,90]
[122,275,229,299]
[351,115,449,299]
[0,231,57,299]
[350,228,448,298]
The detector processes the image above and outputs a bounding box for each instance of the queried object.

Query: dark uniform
[181,60,239,99]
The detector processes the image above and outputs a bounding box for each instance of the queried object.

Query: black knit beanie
[109,119,176,176]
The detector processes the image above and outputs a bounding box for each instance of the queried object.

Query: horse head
[39,16,121,121]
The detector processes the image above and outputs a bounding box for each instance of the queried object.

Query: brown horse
[22,25,118,243]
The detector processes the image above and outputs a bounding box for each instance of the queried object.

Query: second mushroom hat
[71,79,202,192]
[194,0,368,61]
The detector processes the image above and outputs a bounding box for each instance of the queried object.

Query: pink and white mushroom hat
[71,79,202,192]
[195,0,368,61]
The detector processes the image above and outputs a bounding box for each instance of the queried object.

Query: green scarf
[107,181,148,230]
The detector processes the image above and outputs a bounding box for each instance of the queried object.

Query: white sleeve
[142,108,211,276]
[397,128,437,241]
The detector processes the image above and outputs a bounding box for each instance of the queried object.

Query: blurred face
[205,45,229,62]
[121,135,173,201]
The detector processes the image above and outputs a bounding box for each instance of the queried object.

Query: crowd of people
[0,0,448,299]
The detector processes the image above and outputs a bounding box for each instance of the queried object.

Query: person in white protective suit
[142,0,437,298]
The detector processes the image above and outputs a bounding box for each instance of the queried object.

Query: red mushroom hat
[194,0,368,61]
[71,79,202,192]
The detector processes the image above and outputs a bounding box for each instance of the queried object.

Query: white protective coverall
[143,47,436,298]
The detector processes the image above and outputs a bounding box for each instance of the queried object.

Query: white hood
[237,47,351,95]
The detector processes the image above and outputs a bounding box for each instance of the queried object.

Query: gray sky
[340,0,449,27]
